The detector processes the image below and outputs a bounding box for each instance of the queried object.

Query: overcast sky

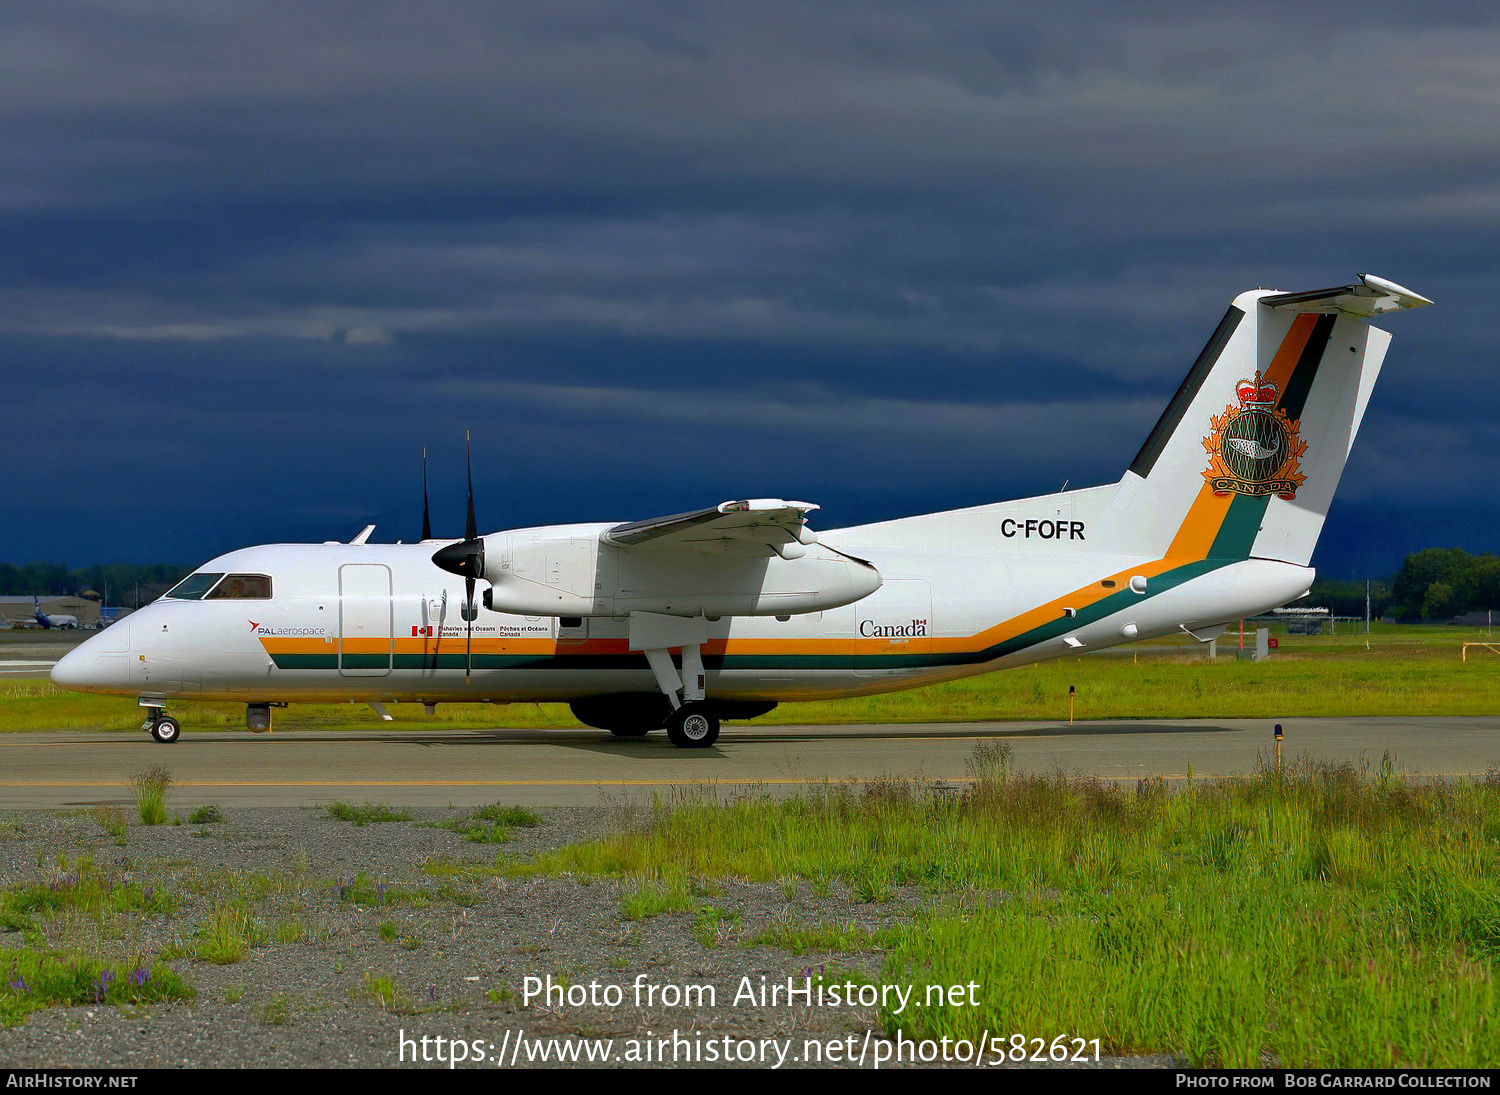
[5,2,1496,578]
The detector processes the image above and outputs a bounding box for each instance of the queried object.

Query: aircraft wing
[602,499,819,557]
[1260,272,1433,317]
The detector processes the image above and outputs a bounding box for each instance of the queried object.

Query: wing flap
[603,499,819,555]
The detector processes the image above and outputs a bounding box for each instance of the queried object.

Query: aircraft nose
[50,628,132,694]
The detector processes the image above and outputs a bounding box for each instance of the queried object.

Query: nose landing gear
[139,699,179,743]
[141,707,181,744]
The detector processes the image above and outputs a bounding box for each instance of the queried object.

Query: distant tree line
[1305,579,1389,620]
[0,563,190,603]
[1387,548,1500,622]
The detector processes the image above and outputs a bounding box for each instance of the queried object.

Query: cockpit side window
[205,574,273,600]
[163,573,225,600]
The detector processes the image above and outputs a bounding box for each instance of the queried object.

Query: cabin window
[205,574,273,600]
[163,573,224,600]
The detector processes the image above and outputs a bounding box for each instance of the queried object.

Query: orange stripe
[1166,483,1233,560]
[1262,312,1317,390]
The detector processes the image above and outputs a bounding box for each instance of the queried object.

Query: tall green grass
[520,753,1500,1066]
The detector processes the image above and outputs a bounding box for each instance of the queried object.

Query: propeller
[430,432,486,679]
[420,447,432,542]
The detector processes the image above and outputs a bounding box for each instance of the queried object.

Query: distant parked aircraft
[33,597,79,630]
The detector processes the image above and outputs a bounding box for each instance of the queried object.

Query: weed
[0,951,193,1026]
[130,767,173,826]
[692,905,742,948]
[431,803,544,844]
[849,866,893,904]
[619,876,693,921]
[91,807,127,845]
[224,985,245,1004]
[322,802,411,826]
[188,805,224,824]
[751,920,879,955]
[273,918,324,944]
[195,901,267,964]
[4,862,176,924]
[378,921,397,942]
[261,994,292,1025]
[966,740,1013,785]
[361,972,414,1014]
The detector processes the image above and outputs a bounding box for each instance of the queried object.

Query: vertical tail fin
[1104,274,1431,567]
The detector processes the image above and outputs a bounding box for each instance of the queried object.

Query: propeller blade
[421,448,432,542]
[464,430,477,543]
[420,447,432,543]
[430,432,484,582]
[465,576,475,681]
[425,430,484,682]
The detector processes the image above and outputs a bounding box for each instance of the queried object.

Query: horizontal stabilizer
[1260,272,1432,317]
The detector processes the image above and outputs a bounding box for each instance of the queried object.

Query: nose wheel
[142,711,181,744]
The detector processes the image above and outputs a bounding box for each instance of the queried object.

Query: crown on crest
[1234,374,1278,407]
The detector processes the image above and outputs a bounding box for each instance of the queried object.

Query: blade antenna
[421,448,432,542]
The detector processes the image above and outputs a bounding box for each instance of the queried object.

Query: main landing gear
[665,702,719,748]
[141,706,180,744]
[633,612,720,749]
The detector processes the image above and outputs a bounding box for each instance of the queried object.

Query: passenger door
[339,564,392,676]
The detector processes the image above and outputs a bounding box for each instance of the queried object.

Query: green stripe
[1206,494,1269,560]
[267,558,1233,675]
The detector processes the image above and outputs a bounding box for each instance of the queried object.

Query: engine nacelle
[475,524,881,618]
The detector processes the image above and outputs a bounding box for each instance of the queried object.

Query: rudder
[1103,274,1430,567]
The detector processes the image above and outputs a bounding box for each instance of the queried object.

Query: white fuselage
[51,489,1311,707]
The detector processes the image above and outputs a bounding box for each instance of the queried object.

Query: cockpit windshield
[205,574,272,599]
[163,573,224,600]
[163,573,273,600]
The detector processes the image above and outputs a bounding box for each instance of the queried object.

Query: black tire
[665,703,719,748]
[150,717,181,744]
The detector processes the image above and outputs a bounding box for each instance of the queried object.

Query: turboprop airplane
[51,273,1431,747]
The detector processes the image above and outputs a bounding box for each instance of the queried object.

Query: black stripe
[1128,306,1244,479]
[1277,313,1336,421]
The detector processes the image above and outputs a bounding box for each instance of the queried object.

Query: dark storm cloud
[4,2,1499,572]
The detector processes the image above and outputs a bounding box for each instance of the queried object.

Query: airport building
[0,595,101,628]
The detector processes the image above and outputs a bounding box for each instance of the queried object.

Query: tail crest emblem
[1202,372,1306,499]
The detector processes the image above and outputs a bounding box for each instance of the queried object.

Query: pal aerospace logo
[1202,373,1306,499]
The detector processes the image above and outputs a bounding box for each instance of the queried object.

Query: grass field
[1,624,1497,732]
[516,749,1500,1067]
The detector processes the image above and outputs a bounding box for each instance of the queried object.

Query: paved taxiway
[0,717,1496,808]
